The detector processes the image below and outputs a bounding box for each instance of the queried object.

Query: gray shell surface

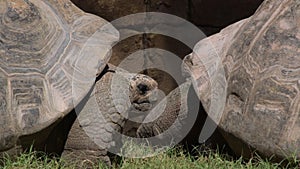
[184,0,300,158]
[0,0,118,151]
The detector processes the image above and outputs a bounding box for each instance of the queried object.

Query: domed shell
[0,0,119,150]
[184,0,300,158]
[221,0,300,158]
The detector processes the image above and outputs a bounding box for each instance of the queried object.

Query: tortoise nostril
[137,83,149,94]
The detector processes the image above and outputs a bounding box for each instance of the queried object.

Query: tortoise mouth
[132,100,152,112]
[133,100,150,104]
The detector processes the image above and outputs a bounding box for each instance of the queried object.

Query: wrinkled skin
[62,65,158,167]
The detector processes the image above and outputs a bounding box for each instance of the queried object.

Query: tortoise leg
[61,74,116,167]
[61,77,117,167]
[62,118,111,168]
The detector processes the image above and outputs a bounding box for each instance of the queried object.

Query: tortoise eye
[137,83,149,95]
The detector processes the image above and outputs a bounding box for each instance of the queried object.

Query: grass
[0,146,299,169]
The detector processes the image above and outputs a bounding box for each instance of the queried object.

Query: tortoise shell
[184,0,300,158]
[0,0,118,151]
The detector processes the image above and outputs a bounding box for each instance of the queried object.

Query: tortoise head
[128,74,158,112]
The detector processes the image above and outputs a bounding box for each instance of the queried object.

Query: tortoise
[0,0,161,167]
[62,64,159,166]
[182,0,300,160]
[0,0,119,158]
